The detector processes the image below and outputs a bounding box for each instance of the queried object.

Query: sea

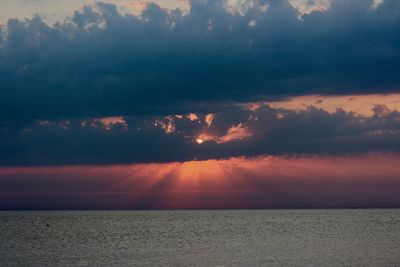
[1,209,399,266]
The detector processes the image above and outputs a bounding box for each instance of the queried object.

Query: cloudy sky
[1,0,400,209]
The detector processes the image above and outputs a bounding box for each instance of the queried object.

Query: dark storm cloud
[0,0,399,122]
[1,104,400,165]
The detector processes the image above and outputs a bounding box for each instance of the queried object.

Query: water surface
[1,209,400,266]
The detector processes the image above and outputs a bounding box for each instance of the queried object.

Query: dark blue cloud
[1,104,400,165]
[0,0,399,123]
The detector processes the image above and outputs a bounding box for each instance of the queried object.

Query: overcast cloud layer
[0,0,399,122]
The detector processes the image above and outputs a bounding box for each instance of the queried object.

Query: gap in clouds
[0,0,342,25]
[266,94,400,116]
[0,0,189,25]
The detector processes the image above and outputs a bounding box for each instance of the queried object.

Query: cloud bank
[1,102,400,165]
[0,0,399,122]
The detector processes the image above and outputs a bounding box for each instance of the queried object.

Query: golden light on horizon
[196,138,204,144]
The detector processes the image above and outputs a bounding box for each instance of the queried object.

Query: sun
[196,138,204,144]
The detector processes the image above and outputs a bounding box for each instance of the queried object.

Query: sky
[0,0,400,209]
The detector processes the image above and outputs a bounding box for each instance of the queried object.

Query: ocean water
[1,209,400,266]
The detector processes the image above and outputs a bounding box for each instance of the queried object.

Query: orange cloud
[266,94,400,116]
[187,113,199,121]
[219,123,251,143]
[96,116,127,130]
[196,123,251,144]
[205,113,214,127]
